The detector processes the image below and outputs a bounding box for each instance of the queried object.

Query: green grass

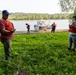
[0,32,76,75]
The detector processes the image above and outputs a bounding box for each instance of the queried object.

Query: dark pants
[1,39,11,60]
[27,28,30,33]
[51,28,55,33]
[68,34,76,49]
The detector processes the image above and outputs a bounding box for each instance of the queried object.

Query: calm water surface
[11,19,69,31]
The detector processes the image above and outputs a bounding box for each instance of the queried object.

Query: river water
[11,19,69,31]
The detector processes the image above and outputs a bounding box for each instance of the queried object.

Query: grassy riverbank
[0,32,76,75]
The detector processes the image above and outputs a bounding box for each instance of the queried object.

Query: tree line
[8,13,71,20]
[0,10,71,20]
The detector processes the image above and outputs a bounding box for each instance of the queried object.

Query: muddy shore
[14,29,68,34]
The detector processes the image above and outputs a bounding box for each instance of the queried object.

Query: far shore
[14,29,69,34]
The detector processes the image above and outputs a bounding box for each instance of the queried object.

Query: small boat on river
[34,20,51,31]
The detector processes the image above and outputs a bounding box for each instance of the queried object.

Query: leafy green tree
[59,0,76,22]
[59,0,76,12]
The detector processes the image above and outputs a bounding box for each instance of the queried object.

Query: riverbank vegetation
[0,32,76,75]
[0,10,71,20]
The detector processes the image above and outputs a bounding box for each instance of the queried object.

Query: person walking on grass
[0,10,16,60]
[51,22,56,33]
[26,23,30,34]
[68,16,76,51]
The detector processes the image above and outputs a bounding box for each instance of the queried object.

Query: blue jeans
[27,28,30,33]
[68,34,76,49]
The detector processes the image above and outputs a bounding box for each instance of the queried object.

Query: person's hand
[10,29,16,33]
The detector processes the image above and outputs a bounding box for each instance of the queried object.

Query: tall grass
[0,32,76,75]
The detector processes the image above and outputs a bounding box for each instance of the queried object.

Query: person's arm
[1,28,16,35]
[55,24,56,27]
[0,22,16,35]
[71,22,76,29]
[69,24,72,28]
[0,22,10,35]
[11,23,16,33]
[69,22,75,28]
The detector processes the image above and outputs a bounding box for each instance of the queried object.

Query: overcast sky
[0,0,62,14]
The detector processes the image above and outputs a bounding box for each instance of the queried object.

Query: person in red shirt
[0,10,16,60]
[26,23,30,33]
[68,16,76,51]
[51,22,56,33]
